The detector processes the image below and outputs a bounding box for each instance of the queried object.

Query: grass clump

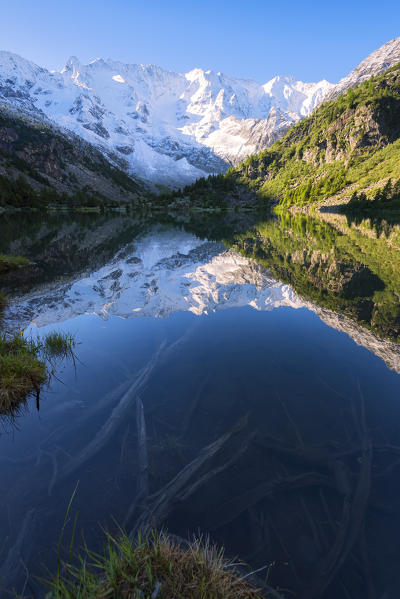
[0,333,47,415]
[0,253,30,274]
[45,530,268,599]
[0,330,76,416]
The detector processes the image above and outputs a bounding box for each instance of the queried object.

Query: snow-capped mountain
[1,37,399,187]
[0,50,332,185]
[324,37,400,102]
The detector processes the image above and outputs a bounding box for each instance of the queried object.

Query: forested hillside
[220,63,400,211]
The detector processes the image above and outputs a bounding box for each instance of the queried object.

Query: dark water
[1,210,400,598]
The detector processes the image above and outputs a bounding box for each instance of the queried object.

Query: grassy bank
[45,530,270,599]
[0,333,47,414]
[0,331,76,416]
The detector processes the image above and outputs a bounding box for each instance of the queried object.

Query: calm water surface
[1,211,400,598]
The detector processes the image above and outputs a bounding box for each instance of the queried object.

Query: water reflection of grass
[43,332,76,360]
[225,211,400,341]
[0,331,76,416]
[45,529,267,599]
[0,252,31,314]
[0,253,30,274]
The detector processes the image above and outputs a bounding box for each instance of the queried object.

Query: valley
[1,29,400,599]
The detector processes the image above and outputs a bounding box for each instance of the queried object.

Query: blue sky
[1,0,399,83]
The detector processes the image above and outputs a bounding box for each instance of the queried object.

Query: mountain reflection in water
[1,210,400,599]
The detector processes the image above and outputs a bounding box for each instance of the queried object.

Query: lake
[1,209,400,598]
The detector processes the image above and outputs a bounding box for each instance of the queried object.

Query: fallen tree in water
[131,372,389,599]
[128,414,249,534]
[57,340,166,484]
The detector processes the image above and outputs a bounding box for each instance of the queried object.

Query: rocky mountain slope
[0,50,333,186]
[325,37,400,102]
[0,105,145,207]
[217,60,400,210]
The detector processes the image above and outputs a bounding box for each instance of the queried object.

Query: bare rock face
[303,98,400,167]
[324,37,400,102]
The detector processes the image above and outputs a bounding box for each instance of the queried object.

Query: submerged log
[57,340,166,484]
[159,321,199,366]
[206,472,335,532]
[129,414,248,535]
[0,509,36,590]
[255,436,364,470]
[124,396,149,526]
[179,375,210,440]
[300,392,373,599]
[177,433,255,502]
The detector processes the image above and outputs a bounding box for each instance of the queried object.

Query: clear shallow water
[1,211,400,598]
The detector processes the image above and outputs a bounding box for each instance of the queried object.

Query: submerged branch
[130,414,248,535]
[58,341,166,484]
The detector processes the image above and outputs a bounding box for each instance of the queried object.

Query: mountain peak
[61,55,81,73]
[325,36,400,102]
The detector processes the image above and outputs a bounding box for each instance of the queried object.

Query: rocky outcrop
[0,107,145,203]
[302,100,400,166]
